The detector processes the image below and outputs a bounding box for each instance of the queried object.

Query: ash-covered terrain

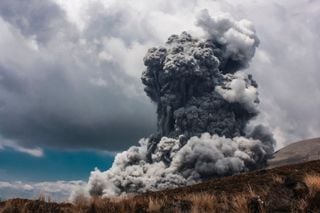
[72,10,276,199]
[267,138,320,169]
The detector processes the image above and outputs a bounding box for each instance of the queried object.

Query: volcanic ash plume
[72,10,275,199]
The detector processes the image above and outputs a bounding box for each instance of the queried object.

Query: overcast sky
[0,0,319,201]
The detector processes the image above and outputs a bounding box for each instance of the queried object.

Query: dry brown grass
[71,189,265,213]
[183,192,216,213]
[0,185,293,212]
[271,174,285,184]
[231,193,250,212]
[228,185,266,213]
[304,173,320,196]
[292,198,308,212]
[0,198,75,213]
[148,197,164,212]
[0,184,315,213]
[2,161,320,212]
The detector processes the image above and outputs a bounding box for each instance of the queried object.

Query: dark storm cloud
[0,65,27,94]
[0,0,70,43]
[0,0,156,151]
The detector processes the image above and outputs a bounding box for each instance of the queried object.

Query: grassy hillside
[2,160,320,212]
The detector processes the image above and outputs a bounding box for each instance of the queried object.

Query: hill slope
[1,159,320,212]
[267,137,320,168]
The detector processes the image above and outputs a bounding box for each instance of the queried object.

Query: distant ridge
[267,137,320,169]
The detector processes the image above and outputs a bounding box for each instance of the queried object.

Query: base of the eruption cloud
[2,154,320,212]
[70,133,272,199]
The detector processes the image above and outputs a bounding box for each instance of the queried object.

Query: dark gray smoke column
[72,10,275,199]
[142,31,257,138]
[142,10,265,162]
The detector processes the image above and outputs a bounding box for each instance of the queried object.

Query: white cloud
[215,72,259,112]
[0,137,43,157]
[0,180,86,202]
[10,146,43,157]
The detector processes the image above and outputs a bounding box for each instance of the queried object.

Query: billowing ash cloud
[73,10,275,198]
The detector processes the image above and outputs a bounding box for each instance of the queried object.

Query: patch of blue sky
[0,148,114,182]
